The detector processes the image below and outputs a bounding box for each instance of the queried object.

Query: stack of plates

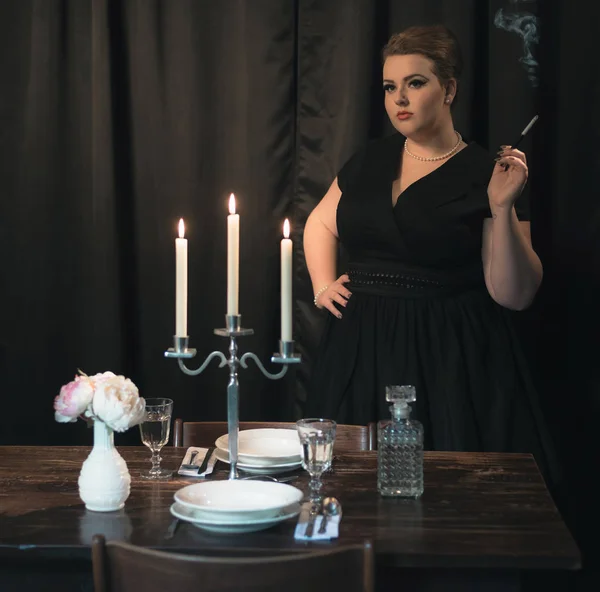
[213,428,303,474]
[171,480,303,533]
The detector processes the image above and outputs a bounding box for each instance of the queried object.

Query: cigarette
[520,114,539,137]
[512,115,539,148]
[500,115,539,170]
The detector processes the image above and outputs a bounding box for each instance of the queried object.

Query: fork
[304,501,322,538]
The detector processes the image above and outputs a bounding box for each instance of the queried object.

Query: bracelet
[313,284,329,307]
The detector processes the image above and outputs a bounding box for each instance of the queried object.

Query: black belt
[347,262,485,298]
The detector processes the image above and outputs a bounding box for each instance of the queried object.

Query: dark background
[1,0,598,589]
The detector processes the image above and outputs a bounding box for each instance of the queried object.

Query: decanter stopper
[385,385,416,419]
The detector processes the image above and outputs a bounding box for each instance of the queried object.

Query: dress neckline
[392,136,473,208]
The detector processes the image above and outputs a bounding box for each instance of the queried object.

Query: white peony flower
[92,371,117,383]
[55,411,78,423]
[91,374,146,432]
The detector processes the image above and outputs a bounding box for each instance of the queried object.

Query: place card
[294,502,340,541]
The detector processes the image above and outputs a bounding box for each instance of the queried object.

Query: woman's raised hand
[488,146,528,210]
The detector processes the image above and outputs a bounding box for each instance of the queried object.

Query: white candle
[175,218,188,337]
[227,194,239,315]
[281,219,293,342]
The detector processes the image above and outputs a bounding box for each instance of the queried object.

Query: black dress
[306,133,558,483]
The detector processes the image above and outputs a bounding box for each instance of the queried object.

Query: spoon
[180,450,199,470]
[317,497,342,534]
[164,518,180,540]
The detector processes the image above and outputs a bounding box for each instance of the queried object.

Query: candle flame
[229,193,236,215]
[178,218,185,238]
[283,219,290,239]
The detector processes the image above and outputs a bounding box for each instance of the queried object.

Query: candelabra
[164,315,301,480]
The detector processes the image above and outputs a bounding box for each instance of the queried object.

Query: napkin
[294,502,340,541]
[177,447,216,478]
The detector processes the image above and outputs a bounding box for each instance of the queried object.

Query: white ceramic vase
[78,420,131,512]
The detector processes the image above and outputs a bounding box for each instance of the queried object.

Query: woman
[303,25,557,482]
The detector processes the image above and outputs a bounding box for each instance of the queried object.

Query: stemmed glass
[139,398,173,480]
[296,418,337,501]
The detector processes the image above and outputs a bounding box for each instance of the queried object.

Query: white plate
[213,448,302,474]
[173,479,304,521]
[215,428,302,465]
[170,502,300,534]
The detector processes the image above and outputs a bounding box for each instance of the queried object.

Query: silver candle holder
[164,314,301,480]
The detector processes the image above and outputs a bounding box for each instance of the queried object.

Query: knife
[304,502,321,538]
[197,447,216,476]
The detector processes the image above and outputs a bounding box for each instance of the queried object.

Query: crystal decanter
[377,385,424,498]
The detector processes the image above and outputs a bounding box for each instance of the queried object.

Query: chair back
[173,419,376,451]
[92,534,375,592]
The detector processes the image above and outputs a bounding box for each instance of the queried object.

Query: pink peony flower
[54,375,95,422]
[91,374,146,432]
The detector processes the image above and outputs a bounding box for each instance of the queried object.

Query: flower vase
[78,420,131,512]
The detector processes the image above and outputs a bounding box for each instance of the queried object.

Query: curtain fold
[294,0,380,415]
[92,0,299,431]
[1,0,94,445]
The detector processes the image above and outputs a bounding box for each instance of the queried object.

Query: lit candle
[175,218,188,337]
[227,194,239,315]
[281,219,292,342]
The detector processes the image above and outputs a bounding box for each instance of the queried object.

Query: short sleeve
[336,145,368,194]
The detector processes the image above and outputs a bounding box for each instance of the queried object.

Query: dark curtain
[1,0,599,588]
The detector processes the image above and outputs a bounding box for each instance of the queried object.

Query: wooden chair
[173,419,377,451]
[92,534,375,592]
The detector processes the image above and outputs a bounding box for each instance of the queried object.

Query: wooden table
[0,446,580,591]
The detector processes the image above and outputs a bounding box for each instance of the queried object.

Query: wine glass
[139,398,173,480]
[296,418,337,501]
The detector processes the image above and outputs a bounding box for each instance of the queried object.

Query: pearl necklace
[404,131,462,162]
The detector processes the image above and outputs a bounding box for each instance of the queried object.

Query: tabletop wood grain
[0,446,580,571]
